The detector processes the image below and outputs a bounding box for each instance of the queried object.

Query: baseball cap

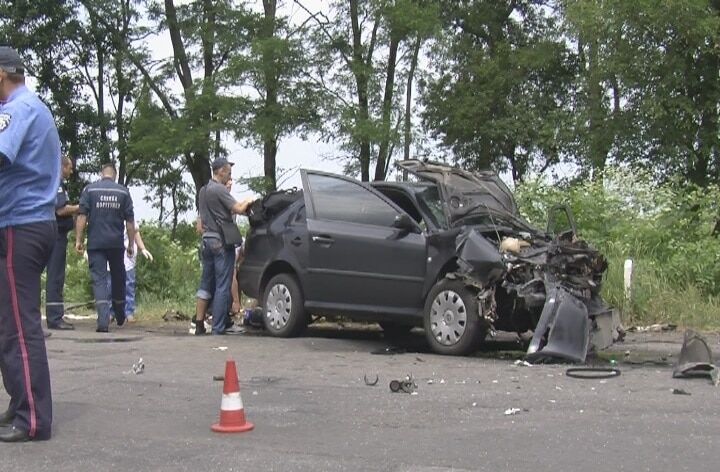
[211,157,235,171]
[0,46,25,75]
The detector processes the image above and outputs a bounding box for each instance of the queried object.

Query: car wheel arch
[260,260,303,296]
[423,257,460,298]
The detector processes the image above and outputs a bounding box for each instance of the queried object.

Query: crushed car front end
[399,160,620,362]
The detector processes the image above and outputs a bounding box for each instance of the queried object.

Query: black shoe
[47,320,75,330]
[193,320,206,335]
[116,314,126,327]
[0,426,31,443]
[96,327,109,333]
[0,410,14,428]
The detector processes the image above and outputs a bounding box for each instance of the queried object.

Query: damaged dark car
[239,160,619,361]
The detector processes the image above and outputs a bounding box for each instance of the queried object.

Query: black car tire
[378,321,413,338]
[423,278,485,356]
[262,274,308,337]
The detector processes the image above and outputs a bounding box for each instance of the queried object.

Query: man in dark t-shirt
[75,163,135,333]
[45,156,79,330]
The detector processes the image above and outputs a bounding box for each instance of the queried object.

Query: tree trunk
[374,34,400,181]
[96,41,110,165]
[350,0,371,181]
[261,0,279,191]
[404,37,421,162]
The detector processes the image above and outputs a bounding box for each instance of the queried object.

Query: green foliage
[132,224,201,303]
[61,223,201,311]
[422,0,575,182]
[516,167,720,326]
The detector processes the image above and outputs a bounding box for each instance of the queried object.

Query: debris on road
[504,408,526,416]
[363,374,379,386]
[213,375,224,382]
[671,388,691,395]
[162,310,190,322]
[213,346,228,351]
[673,330,717,385]
[514,360,533,367]
[124,358,145,375]
[629,323,677,333]
[371,346,407,355]
[389,375,417,394]
[565,367,621,379]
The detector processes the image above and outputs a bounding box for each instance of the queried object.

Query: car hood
[397,160,520,225]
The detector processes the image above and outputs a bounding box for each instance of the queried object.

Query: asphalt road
[1,321,718,472]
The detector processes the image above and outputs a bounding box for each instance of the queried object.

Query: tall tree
[299,0,439,181]
[227,0,321,193]
[422,0,575,183]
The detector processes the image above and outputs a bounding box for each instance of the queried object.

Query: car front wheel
[423,278,485,356]
[262,274,308,337]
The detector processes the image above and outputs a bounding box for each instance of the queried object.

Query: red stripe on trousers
[6,228,37,437]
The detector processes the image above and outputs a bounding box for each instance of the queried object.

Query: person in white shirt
[107,223,153,323]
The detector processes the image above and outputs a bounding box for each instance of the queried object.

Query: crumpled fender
[456,228,505,286]
[526,286,590,363]
[673,330,716,378]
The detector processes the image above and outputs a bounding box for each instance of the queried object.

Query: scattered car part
[504,408,522,416]
[671,388,691,395]
[526,286,591,363]
[565,367,621,379]
[389,375,417,393]
[124,358,145,375]
[363,374,379,386]
[371,346,407,355]
[629,323,677,333]
[673,330,717,381]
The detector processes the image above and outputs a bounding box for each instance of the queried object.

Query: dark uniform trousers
[45,230,70,326]
[0,221,55,439]
[88,248,126,328]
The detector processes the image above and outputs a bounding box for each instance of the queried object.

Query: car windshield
[415,186,448,230]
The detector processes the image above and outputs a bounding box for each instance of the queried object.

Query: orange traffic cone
[211,359,254,433]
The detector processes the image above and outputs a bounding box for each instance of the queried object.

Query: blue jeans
[196,237,235,334]
[88,248,126,329]
[107,268,136,317]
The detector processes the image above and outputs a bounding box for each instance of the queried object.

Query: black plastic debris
[565,367,621,379]
[371,346,407,355]
[671,388,691,395]
[364,374,379,386]
[673,330,717,383]
[389,375,417,393]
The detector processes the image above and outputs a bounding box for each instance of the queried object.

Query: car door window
[307,173,399,227]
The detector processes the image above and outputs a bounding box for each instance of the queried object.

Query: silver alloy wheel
[429,290,467,346]
[266,283,292,330]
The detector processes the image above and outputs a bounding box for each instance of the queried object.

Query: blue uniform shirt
[78,177,134,250]
[0,85,61,228]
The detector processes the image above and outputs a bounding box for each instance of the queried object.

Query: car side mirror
[392,213,417,233]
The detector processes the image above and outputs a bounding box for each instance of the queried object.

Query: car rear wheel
[262,274,308,337]
[423,278,485,356]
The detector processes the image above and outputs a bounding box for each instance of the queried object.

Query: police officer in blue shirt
[0,46,60,442]
[46,156,79,330]
[75,163,136,333]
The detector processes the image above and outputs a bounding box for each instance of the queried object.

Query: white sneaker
[224,325,246,335]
